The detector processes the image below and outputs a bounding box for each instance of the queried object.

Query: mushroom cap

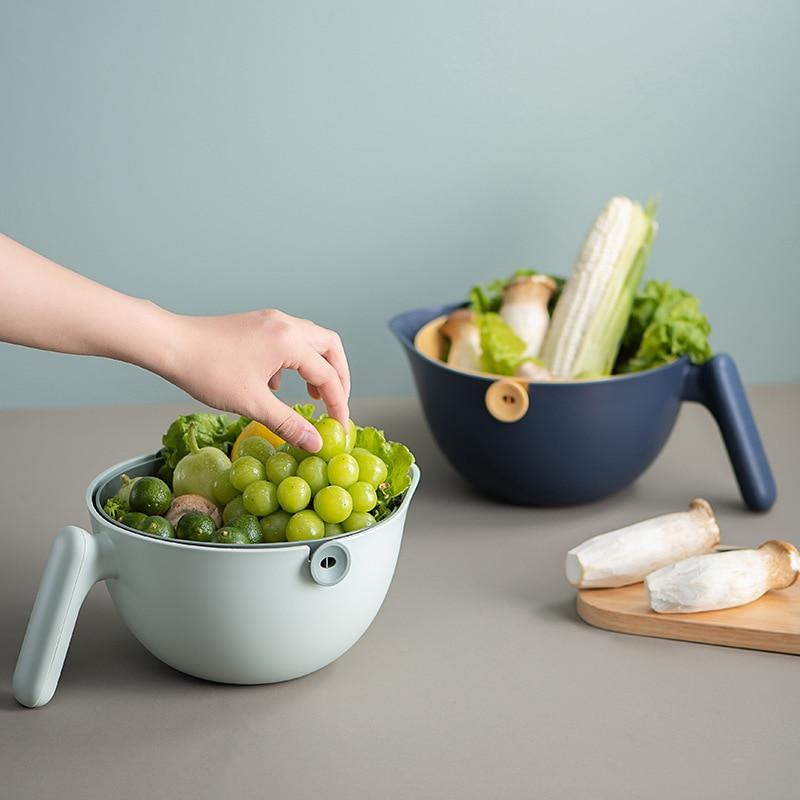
[439,308,478,340]
[759,540,800,588]
[503,274,557,306]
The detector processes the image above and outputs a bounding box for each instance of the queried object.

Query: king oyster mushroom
[500,275,557,359]
[566,499,720,589]
[646,540,800,613]
[440,309,483,373]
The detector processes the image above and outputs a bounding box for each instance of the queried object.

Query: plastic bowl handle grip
[13,526,116,708]
[683,354,776,512]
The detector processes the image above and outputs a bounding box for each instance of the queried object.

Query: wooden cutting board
[577,580,800,655]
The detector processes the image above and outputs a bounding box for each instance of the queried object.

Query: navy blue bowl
[390,303,776,510]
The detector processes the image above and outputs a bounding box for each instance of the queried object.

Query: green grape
[265,452,298,484]
[327,453,359,488]
[237,436,275,464]
[222,496,246,526]
[235,513,263,544]
[351,448,388,488]
[242,479,279,516]
[345,419,357,452]
[260,510,291,543]
[342,512,376,533]
[348,481,377,513]
[314,417,346,461]
[230,456,266,491]
[286,510,325,541]
[313,485,353,524]
[324,522,343,538]
[212,468,241,505]
[277,476,312,513]
[296,456,329,495]
[283,443,312,463]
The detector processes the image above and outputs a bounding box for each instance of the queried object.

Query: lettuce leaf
[161,413,249,468]
[469,269,564,314]
[615,280,712,373]
[476,313,525,376]
[293,403,316,422]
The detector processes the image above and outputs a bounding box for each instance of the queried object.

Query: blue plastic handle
[683,354,777,512]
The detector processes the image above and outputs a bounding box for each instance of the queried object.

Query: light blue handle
[13,526,116,708]
[683,354,777,512]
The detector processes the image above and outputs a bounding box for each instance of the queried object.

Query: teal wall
[1,0,798,409]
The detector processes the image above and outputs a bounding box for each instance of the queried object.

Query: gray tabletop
[1,391,798,800]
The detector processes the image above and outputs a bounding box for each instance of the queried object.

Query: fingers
[269,370,282,390]
[299,321,351,401]
[296,347,350,428]
[256,392,322,452]
[320,330,351,400]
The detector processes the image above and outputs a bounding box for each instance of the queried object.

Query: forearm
[0,233,180,376]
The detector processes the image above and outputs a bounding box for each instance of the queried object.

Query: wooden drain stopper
[485,380,529,422]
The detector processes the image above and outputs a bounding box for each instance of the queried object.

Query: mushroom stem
[500,275,557,358]
[566,499,720,589]
[439,310,483,373]
[645,540,800,613]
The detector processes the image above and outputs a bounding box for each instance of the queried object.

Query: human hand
[162,309,350,452]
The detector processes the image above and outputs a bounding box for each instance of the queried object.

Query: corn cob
[541,197,656,378]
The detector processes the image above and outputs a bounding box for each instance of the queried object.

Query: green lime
[120,511,148,530]
[141,516,174,538]
[176,511,217,543]
[129,477,173,516]
[234,513,263,544]
[212,526,250,545]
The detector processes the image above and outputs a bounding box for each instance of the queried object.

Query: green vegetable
[478,312,544,376]
[161,414,249,470]
[354,424,414,521]
[172,425,232,502]
[616,280,712,373]
[469,269,564,315]
[103,497,126,521]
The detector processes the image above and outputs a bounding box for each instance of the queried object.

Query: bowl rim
[394,303,689,387]
[87,455,420,554]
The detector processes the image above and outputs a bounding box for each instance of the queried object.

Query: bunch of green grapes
[195,417,389,544]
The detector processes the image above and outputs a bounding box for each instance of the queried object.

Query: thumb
[255,392,322,453]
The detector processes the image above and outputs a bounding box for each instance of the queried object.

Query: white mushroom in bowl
[500,275,557,359]
[439,309,483,373]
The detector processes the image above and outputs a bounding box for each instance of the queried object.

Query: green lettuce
[469,269,564,314]
[478,312,543,376]
[355,425,415,521]
[161,413,250,469]
[615,280,712,373]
